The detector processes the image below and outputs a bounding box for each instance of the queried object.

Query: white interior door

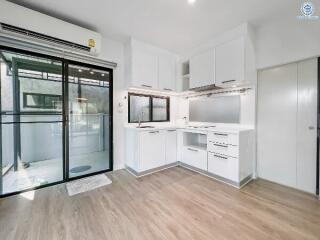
[257,58,318,194]
[297,59,317,193]
[257,63,298,188]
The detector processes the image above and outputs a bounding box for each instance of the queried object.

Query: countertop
[125,123,254,133]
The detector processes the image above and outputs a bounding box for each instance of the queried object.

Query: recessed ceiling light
[90,71,94,75]
[78,69,82,73]
[101,73,105,77]
[188,0,197,5]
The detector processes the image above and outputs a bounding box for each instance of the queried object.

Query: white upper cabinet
[158,53,176,91]
[132,48,158,89]
[125,38,177,91]
[215,37,245,87]
[190,49,214,89]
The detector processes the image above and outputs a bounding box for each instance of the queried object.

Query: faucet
[138,112,144,128]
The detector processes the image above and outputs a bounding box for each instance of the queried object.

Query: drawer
[208,132,238,145]
[208,153,239,182]
[208,141,239,158]
[181,146,207,171]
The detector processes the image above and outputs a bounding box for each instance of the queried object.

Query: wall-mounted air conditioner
[0,1,102,56]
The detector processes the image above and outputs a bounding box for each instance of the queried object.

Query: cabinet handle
[213,143,228,148]
[214,154,228,160]
[141,84,152,88]
[187,148,198,152]
[149,131,159,134]
[163,88,173,91]
[214,133,228,136]
[167,130,176,132]
[222,80,236,84]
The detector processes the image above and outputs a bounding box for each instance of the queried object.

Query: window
[23,92,62,110]
[128,93,170,123]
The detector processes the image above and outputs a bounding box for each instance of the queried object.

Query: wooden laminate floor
[0,166,320,240]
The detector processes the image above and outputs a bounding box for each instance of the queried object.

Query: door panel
[297,59,317,193]
[257,63,298,188]
[67,64,112,178]
[0,49,64,196]
[258,59,318,193]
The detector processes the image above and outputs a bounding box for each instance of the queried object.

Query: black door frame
[0,45,113,198]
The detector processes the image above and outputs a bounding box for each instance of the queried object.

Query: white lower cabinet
[208,153,238,182]
[126,127,253,187]
[125,128,177,174]
[165,130,177,164]
[181,146,207,171]
[139,130,166,171]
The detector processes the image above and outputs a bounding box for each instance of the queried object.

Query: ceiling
[8,0,301,54]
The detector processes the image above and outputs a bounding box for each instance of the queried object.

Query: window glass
[129,95,150,122]
[128,93,169,123]
[152,97,168,121]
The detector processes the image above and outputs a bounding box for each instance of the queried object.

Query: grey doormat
[66,174,112,196]
[70,165,92,173]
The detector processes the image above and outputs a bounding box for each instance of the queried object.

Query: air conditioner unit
[0,1,102,56]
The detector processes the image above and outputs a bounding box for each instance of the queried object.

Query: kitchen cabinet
[215,37,245,87]
[125,38,177,91]
[139,130,166,171]
[181,146,207,171]
[125,128,177,175]
[189,49,214,89]
[165,130,177,164]
[159,53,176,91]
[207,130,253,184]
[131,48,158,89]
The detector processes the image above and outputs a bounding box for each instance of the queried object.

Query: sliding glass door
[0,47,113,197]
[0,49,64,195]
[67,63,112,178]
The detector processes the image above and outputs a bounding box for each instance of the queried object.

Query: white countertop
[125,123,254,133]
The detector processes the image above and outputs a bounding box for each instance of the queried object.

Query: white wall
[256,17,320,69]
[99,37,127,170]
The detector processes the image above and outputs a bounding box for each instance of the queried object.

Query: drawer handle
[167,130,176,132]
[214,154,228,160]
[149,131,159,134]
[187,148,198,152]
[141,84,152,88]
[213,144,228,148]
[163,88,173,91]
[214,133,228,136]
[222,80,236,84]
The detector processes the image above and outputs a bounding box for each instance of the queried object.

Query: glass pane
[129,95,150,122]
[152,97,168,121]
[0,50,63,196]
[68,64,111,178]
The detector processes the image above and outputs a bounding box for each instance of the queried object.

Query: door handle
[188,148,198,152]
[141,84,152,88]
[213,144,228,148]
[222,80,236,84]
[309,126,315,130]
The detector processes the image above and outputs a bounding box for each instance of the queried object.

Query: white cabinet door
[215,37,245,87]
[208,153,239,182]
[159,53,176,91]
[297,58,317,194]
[139,130,166,171]
[181,147,207,171]
[257,63,298,189]
[190,49,214,89]
[132,49,158,89]
[165,130,177,164]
